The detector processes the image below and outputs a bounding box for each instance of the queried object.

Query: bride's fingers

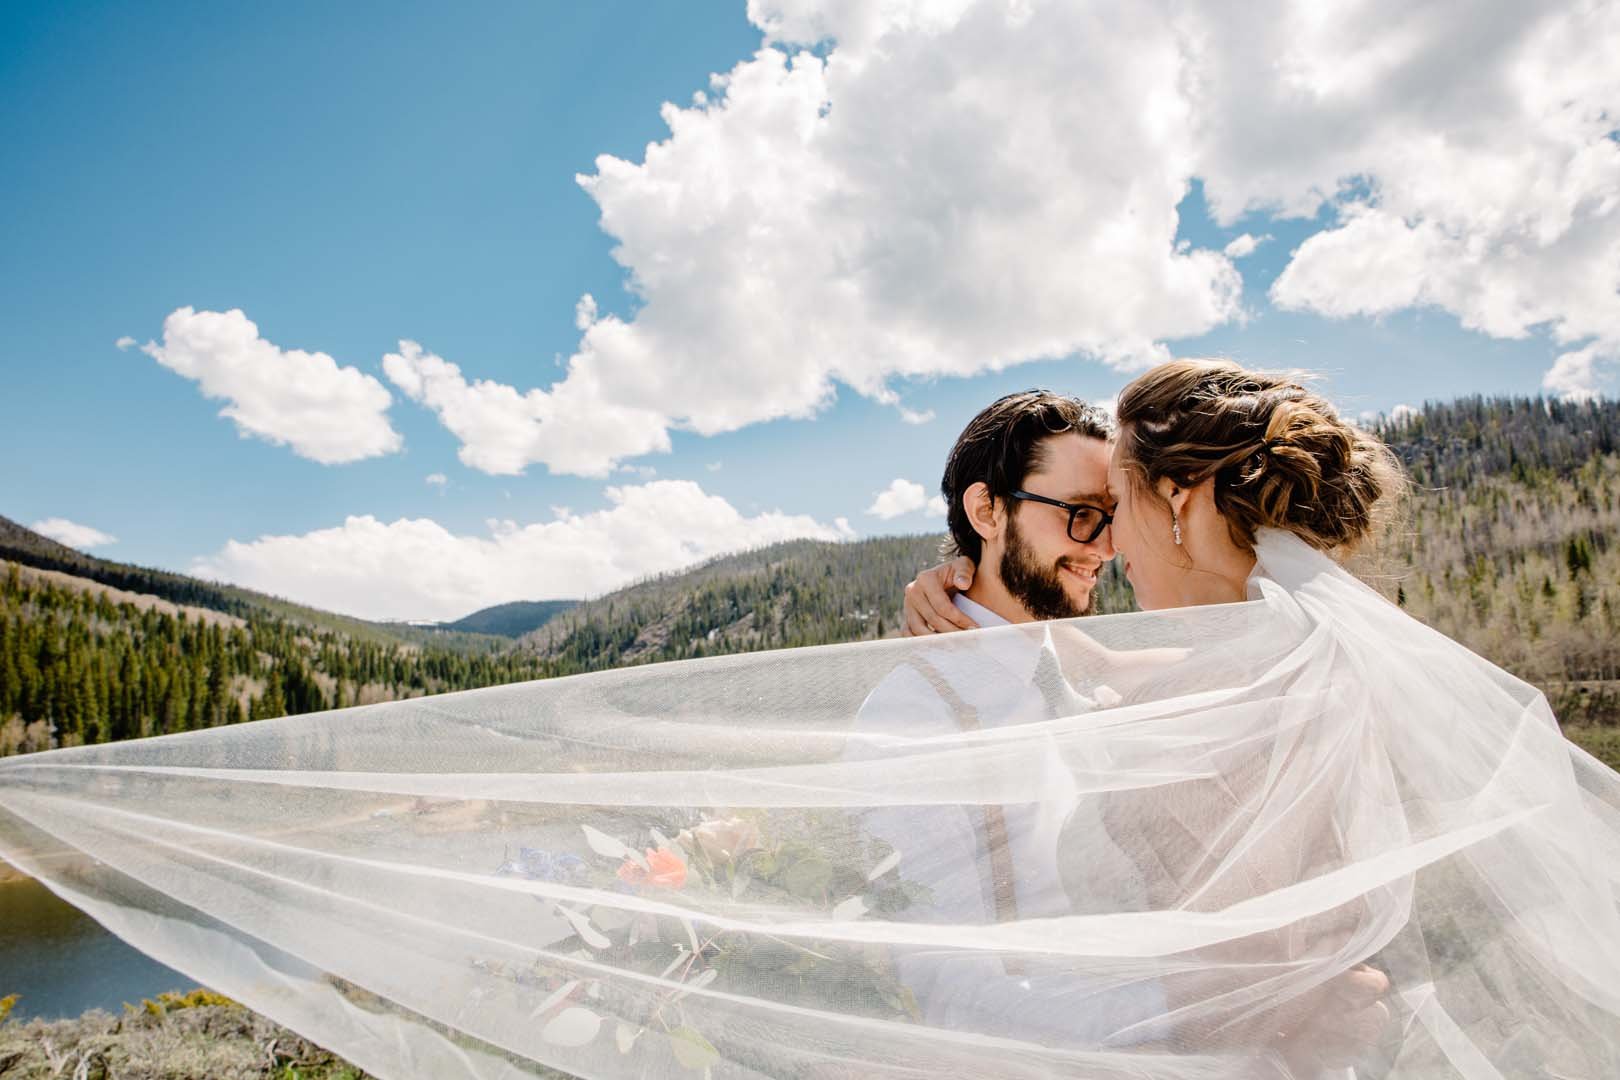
[903,581,971,635]
[1275,962,1387,1031]
[1331,964,1390,1007]
[948,555,975,589]
[902,583,932,636]
[919,563,977,631]
[903,567,977,634]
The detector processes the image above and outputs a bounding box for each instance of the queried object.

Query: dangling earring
[1172,512,1183,546]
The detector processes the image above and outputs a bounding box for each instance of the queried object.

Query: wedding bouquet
[472,810,926,1073]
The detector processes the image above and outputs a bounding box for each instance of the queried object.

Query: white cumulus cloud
[1206,3,1620,391]
[140,307,402,464]
[190,480,851,622]
[381,340,669,477]
[454,1,1614,475]
[1542,344,1611,402]
[425,473,448,487]
[32,518,117,550]
[249,2,1615,475]
[867,478,936,520]
[390,3,1251,477]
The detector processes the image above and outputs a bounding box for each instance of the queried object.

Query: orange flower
[617,847,687,889]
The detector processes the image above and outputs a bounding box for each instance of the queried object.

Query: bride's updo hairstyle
[1114,359,1403,553]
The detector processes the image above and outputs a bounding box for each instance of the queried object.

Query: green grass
[1564,725,1620,772]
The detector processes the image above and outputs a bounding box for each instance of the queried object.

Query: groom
[850,391,1169,1049]
[914,389,1117,632]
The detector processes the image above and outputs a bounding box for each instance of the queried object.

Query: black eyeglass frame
[1008,490,1114,543]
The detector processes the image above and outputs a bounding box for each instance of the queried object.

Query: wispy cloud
[1222,233,1269,259]
[32,518,117,550]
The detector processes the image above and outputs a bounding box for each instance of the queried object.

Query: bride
[3,360,1618,1079]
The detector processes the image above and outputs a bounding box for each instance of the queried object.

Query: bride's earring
[1172,512,1183,546]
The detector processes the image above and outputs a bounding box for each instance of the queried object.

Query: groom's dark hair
[941,390,1114,563]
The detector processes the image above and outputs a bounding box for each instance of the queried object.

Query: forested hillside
[519,535,1135,668]
[1394,454,1618,726]
[1,394,1616,762]
[1373,397,1620,729]
[1378,395,1618,487]
[0,561,558,755]
[526,535,942,665]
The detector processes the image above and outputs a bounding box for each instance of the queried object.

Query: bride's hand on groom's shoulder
[902,557,978,635]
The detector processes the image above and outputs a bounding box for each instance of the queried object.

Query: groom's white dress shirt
[851,595,1165,1048]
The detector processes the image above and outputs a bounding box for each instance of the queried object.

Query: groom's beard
[998,512,1093,620]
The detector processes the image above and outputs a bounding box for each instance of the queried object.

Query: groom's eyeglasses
[1009,490,1114,543]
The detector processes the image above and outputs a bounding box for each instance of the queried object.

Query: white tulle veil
[3,529,1618,1078]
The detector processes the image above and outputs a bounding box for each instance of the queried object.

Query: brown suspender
[909,657,1027,976]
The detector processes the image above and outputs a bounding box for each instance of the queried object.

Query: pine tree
[262,668,286,719]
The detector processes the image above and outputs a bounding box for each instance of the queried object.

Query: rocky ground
[0,991,370,1080]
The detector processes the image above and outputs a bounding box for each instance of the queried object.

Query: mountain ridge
[442,599,579,638]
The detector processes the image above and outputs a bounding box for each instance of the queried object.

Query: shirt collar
[953,593,1012,628]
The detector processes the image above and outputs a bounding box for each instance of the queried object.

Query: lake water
[0,875,195,1021]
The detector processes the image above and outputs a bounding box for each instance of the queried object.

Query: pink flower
[617,847,687,889]
[677,817,761,866]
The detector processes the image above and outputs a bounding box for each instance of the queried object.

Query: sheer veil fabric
[3,529,1618,1078]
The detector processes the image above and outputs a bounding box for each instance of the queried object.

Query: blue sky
[3,2,1614,620]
